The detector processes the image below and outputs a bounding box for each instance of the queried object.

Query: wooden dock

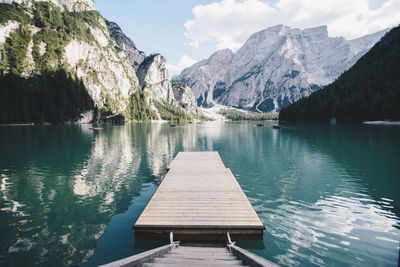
[100,243,280,267]
[134,151,265,240]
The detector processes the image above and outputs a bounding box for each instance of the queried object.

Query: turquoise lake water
[0,122,399,266]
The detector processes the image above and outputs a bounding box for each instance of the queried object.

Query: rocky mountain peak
[207,49,234,63]
[137,54,169,87]
[105,25,202,121]
[0,0,203,123]
[106,20,146,71]
[137,54,174,103]
[247,25,292,42]
[175,24,389,112]
[302,25,328,38]
[172,81,198,114]
[174,49,234,107]
[0,0,95,11]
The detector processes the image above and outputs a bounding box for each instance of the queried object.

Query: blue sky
[95,0,398,76]
[95,0,218,74]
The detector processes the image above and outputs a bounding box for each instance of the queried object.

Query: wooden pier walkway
[100,243,279,267]
[101,152,278,266]
[134,151,265,239]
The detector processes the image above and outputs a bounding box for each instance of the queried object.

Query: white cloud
[167,55,198,76]
[184,0,400,51]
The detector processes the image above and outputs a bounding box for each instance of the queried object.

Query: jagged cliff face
[105,20,145,71]
[103,19,204,121]
[137,54,175,103]
[0,0,95,11]
[63,18,139,115]
[0,0,139,118]
[1,0,202,122]
[171,81,198,114]
[134,54,201,120]
[175,25,388,112]
[105,24,176,105]
[173,49,233,107]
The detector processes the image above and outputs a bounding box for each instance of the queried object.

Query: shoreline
[363,121,400,126]
[0,123,36,127]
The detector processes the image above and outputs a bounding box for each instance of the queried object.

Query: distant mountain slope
[174,25,388,112]
[279,26,400,122]
[173,49,234,107]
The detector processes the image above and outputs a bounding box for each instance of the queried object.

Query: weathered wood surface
[143,245,247,267]
[100,244,280,267]
[134,152,264,236]
[99,244,174,267]
[230,245,281,267]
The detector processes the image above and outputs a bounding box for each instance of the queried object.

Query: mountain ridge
[0,0,200,123]
[175,25,389,112]
[105,19,146,71]
[0,0,95,11]
[279,25,400,122]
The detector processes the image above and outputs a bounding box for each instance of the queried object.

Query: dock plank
[134,152,265,238]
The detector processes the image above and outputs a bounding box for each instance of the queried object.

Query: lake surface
[0,122,399,267]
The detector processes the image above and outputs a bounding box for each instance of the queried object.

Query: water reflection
[73,126,140,201]
[0,125,158,266]
[0,123,399,267]
[233,124,400,266]
[145,123,179,177]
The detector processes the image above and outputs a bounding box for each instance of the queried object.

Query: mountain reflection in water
[0,122,399,267]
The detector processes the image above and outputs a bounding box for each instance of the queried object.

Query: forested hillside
[0,2,132,123]
[0,71,93,123]
[0,1,201,124]
[279,26,400,122]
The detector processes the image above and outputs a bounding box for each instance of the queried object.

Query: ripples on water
[0,122,399,267]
